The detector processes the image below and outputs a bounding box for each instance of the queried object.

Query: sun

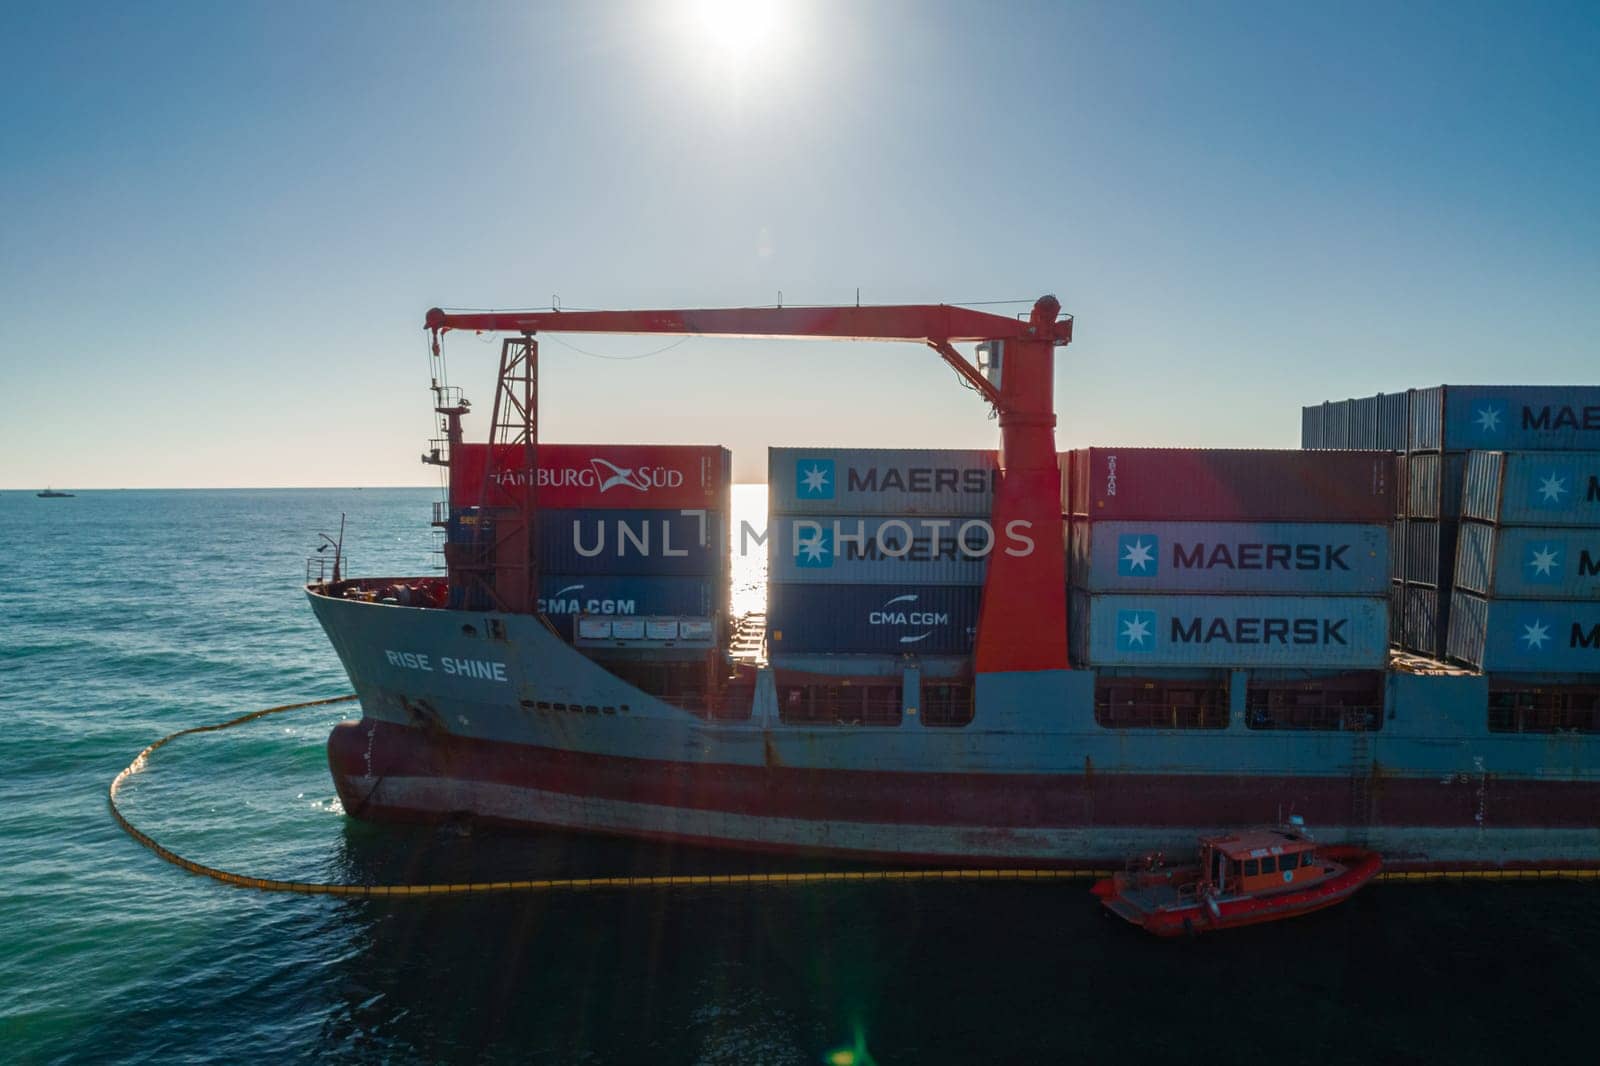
[690,0,784,60]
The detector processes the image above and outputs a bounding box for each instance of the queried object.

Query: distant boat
[36,488,75,498]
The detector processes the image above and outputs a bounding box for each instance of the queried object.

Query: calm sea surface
[2,488,1595,1064]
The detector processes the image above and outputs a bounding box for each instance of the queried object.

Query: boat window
[1244,860,1259,877]
[1301,852,1316,868]
[1245,672,1384,732]
[1488,685,1600,734]
[922,682,975,728]
[1093,677,1228,730]
[1260,856,1277,875]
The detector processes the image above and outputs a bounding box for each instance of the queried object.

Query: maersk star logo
[1116,534,1159,577]
[795,526,833,568]
[1520,619,1551,651]
[1115,609,1157,652]
[1526,544,1562,580]
[1535,472,1569,505]
[795,458,835,500]
[1473,403,1504,434]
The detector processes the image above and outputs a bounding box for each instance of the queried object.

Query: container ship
[307,298,1600,870]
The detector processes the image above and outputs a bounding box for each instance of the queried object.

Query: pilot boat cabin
[1201,829,1328,895]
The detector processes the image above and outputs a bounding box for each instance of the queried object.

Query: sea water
[1,488,1595,1064]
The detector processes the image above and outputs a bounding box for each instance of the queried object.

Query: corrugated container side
[1378,391,1410,452]
[1446,593,1600,673]
[1394,454,1407,519]
[1405,452,1466,519]
[1389,520,1406,582]
[1452,522,1600,599]
[1301,405,1323,449]
[1068,591,1389,668]
[768,447,998,516]
[1402,519,1459,587]
[766,583,981,655]
[1350,395,1380,449]
[1460,450,1504,522]
[1070,520,1389,594]
[451,442,731,511]
[539,509,727,575]
[1458,451,1600,527]
[1440,385,1600,451]
[1323,400,1352,449]
[767,514,990,585]
[1402,583,1448,658]
[1453,521,1494,597]
[1410,386,1444,452]
[537,575,718,640]
[1069,449,1394,521]
[1388,580,1404,647]
[1445,590,1488,668]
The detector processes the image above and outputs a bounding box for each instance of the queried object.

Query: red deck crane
[424,295,1074,674]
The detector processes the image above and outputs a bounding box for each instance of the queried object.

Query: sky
[3,0,1597,487]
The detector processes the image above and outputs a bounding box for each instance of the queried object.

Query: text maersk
[847,467,995,495]
[1173,543,1352,571]
[1171,617,1349,645]
[1522,405,1600,432]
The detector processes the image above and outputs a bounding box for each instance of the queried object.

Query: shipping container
[1460,450,1600,526]
[1378,391,1410,452]
[1408,385,1600,452]
[1393,454,1407,519]
[539,508,726,575]
[1350,395,1380,449]
[1402,519,1459,587]
[1068,520,1388,594]
[1401,583,1450,659]
[1301,405,1323,449]
[450,442,730,511]
[537,574,719,640]
[1322,400,1351,449]
[1068,592,1389,669]
[1404,452,1467,519]
[1447,593,1600,673]
[1453,522,1600,600]
[767,514,991,585]
[1389,520,1406,582]
[767,583,981,655]
[1388,580,1404,647]
[1067,448,1394,522]
[768,447,998,516]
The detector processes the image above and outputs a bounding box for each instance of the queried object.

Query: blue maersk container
[768,447,998,516]
[1447,592,1600,673]
[768,514,991,585]
[539,508,726,575]
[1068,520,1388,595]
[537,574,718,640]
[1454,523,1600,600]
[1409,386,1600,453]
[1069,592,1389,668]
[767,584,981,655]
[1460,450,1600,527]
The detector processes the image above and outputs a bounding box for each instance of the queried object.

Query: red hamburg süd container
[451,443,731,511]
[1068,448,1394,522]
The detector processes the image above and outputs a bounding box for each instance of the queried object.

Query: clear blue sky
[4,0,1597,487]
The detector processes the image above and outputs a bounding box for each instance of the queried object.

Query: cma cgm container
[1454,523,1600,600]
[1447,593,1600,673]
[1068,592,1389,668]
[767,584,981,655]
[539,508,726,576]
[536,574,718,640]
[1067,449,1393,522]
[768,514,991,585]
[1409,385,1600,453]
[1069,520,1388,595]
[1460,450,1600,526]
[451,442,731,511]
[768,447,997,516]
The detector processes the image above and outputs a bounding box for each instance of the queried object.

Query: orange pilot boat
[1091,817,1381,937]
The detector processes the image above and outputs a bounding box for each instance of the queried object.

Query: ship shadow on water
[306,819,1600,1065]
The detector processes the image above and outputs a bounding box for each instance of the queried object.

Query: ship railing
[432,386,466,412]
[431,499,451,526]
[305,554,351,586]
